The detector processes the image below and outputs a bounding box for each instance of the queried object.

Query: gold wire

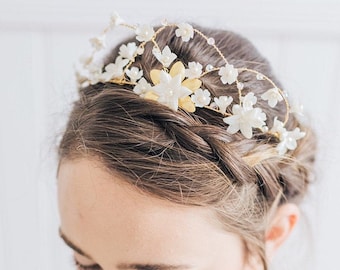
[84,19,291,129]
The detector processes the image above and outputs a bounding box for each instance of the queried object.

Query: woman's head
[57,17,316,270]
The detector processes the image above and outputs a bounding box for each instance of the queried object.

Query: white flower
[270,117,306,155]
[223,104,267,139]
[261,87,283,108]
[175,23,194,42]
[125,67,143,82]
[133,77,153,96]
[241,92,257,110]
[213,96,233,114]
[185,62,203,79]
[110,12,124,28]
[89,34,106,51]
[101,56,129,81]
[276,127,306,155]
[153,71,192,111]
[119,42,138,60]
[191,89,211,107]
[152,46,177,68]
[135,25,155,42]
[271,117,286,135]
[218,64,238,85]
[87,64,104,85]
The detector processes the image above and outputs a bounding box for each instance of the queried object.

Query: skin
[57,158,299,270]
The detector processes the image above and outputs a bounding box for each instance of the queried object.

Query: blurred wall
[1,0,340,269]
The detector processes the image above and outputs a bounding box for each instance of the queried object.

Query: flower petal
[179,96,196,112]
[240,121,253,139]
[150,69,161,85]
[182,78,202,91]
[133,77,152,96]
[110,12,124,28]
[261,88,283,108]
[170,61,185,80]
[135,25,155,42]
[119,42,138,60]
[241,92,257,110]
[214,96,233,114]
[218,64,238,84]
[191,89,211,107]
[144,91,159,101]
[153,46,177,67]
[185,62,203,79]
[175,23,194,42]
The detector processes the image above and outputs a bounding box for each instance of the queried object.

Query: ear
[265,203,300,261]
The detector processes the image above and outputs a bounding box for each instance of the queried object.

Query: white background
[1,0,340,269]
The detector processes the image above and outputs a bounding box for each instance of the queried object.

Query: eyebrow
[116,263,192,270]
[58,228,93,259]
[59,228,192,270]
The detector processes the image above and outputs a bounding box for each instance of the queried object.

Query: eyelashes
[74,258,102,270]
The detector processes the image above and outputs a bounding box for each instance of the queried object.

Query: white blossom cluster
[76,12,306,155]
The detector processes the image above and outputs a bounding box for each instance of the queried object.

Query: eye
[74,258,102,270]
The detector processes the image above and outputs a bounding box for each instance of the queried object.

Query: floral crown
[76,12,306,155]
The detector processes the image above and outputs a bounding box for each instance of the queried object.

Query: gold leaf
[170,61,185,80]
[182,78,202,91]
[150,69,161,85]
[179,96,196,112]
[144,91,158,101]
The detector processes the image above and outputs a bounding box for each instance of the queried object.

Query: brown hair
[58,25,316,269]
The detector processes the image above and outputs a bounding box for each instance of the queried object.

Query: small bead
[262,126,269,132]
[237,82,244,90]
[137,47,144,55]
[209,102,218,110]
[256,73,264,80]
[282,90,289,98]
[206,64,214,71]
[207,38,215,45]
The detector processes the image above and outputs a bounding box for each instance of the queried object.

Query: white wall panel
[1,0,339,269]
[0,31,40,269]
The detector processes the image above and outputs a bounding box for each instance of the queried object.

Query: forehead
[57,158,244,266]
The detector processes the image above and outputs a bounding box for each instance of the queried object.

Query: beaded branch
[76,12,306,155]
